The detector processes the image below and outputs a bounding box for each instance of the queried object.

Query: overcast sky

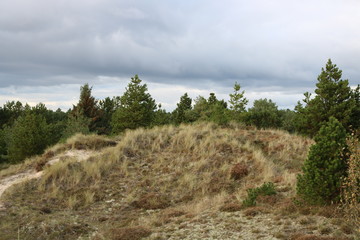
[0,0,359,111]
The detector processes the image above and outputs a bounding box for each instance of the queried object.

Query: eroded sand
[0,150,93,210]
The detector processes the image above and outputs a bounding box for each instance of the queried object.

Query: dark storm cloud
[0,0,359,97]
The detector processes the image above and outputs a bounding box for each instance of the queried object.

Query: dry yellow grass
[0,122,318,239]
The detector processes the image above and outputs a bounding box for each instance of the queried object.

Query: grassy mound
[0,123,331,239]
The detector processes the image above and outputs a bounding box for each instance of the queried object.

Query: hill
[0,123,356,239]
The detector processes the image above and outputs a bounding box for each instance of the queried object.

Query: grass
[3,122,354,240]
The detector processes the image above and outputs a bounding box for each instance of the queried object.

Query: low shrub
[242,182,276,207]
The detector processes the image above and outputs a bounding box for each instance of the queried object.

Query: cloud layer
[0,0,359,110]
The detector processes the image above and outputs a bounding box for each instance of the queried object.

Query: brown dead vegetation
[5,122,354,240]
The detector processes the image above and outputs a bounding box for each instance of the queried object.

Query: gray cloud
[0,0,360,109]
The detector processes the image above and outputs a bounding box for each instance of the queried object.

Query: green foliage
[279,109,297,133]
[111,75,157,133]
[208,101,229,125]
[350,85,360,130]
[0,101,24,127]
[297,117,348,204]
[172,93,193,124]
[242,182,276,207]
[245,98,281,129]
[153,104,171,126]
[6,112,50,162]
[98,97,120,135]
[61,109,91,141]
[229,82,248,121]
[30,103,67,145]
[191,93,229,125]
[72,83,102,132]
[297,59,356,136]
[0,129,7,163]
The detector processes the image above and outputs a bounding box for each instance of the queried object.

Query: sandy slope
[0,150,92,210]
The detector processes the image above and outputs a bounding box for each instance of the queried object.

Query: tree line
[0,59,359,169]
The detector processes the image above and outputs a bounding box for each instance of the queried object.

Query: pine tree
[350,85,360,130]
[152,104,171,126]
[297,117,348,204]
[229,82,248,121]
[0,129,7,163]
[172,93,192,124]
[98,97,120,134]
[299,59,355,136]
[1,101,24,127]
[111,75,156,133]
[72,83,101,132]
[61,108,91,140]
[6,112,49,162]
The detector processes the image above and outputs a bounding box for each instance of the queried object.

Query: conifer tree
[61,108,91,140]
[172,93,192,124]
[350,85,360,130]
[98,97,120,134]
[111,75,156,133]
[72,83,101,132]
[153,104,171,126]
[299,59,355,136]
[297,117,348,204]
[6,112,49,162]
[229,82,248,120]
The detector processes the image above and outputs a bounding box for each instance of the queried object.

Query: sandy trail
[0,150,93,210]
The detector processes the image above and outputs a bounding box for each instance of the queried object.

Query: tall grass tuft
[341,133,360,233]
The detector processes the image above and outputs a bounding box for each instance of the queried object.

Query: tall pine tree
[229,82,248,122]
[72,83,102,133]
[172,93,192,124]
[298,59,355,136]
[111,75,156,133]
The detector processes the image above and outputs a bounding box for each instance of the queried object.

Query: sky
[0,0,359,111]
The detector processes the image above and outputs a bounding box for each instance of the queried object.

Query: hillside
[0,123,356,240]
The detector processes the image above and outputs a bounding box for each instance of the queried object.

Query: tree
[229,82,248,121]
[72,83,101,132]
[245,98,281,129]
[0,101,24,127]
[350,85,360,130]
[191,93,229,124]
[61,109,91,140]
[111,75,157,133]
[152,104,171,126]
[98,97,120,134]
[28,103,67,144]
[6,112,49,162]
[172,93,192,124]
[297,117,348,204]
[279,109,297,133]
[0,129,7,163]
[298,59,356,136]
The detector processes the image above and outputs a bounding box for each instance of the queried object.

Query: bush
[245,99,281,129]
[297,117,348,204]
[6,112,49,162]
[242,182,276,207]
